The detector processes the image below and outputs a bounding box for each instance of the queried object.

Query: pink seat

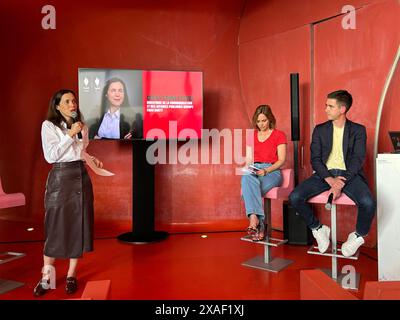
[241,168,295,273]
[0,176,26,294]
[308,190,355,206]
[0,177,25,209]
[264,168,294,199]
[306,190,359,290]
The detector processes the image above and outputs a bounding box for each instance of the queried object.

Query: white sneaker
[341,232,364,257]
[312,225,330,253]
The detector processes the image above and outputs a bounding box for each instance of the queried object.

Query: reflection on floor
[0,231,377,300]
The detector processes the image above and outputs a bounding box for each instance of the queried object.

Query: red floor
[0,231,377,300]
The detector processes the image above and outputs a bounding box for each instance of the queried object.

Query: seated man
[289,90,376,257]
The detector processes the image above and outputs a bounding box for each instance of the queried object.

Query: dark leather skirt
[44,160,94,258]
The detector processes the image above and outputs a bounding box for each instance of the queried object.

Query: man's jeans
[241,163,282,226]
[289,169,376,236]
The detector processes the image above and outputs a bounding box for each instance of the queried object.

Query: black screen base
[117,140,168,244]
[117,231,168,244]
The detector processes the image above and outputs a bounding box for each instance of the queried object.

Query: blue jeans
[241,163,282,226]
[289,169,376,236]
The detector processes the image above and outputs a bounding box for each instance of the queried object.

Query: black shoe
[65,277,78,294]
[33,279,50,297]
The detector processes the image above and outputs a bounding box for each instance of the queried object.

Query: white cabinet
[376,153,400,281]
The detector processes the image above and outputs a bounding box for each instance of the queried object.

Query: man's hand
[325,176,346,190]
[328,187,342,200]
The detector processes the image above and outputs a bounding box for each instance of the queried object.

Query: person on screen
[34,89,103,297]
[89,77,133,140]
[289,90,376,257]
[241,105,287,241]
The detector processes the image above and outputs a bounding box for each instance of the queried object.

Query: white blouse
[41,120,90,164]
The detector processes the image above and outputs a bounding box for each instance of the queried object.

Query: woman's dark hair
[47,89,83,129]
[251,105,276,130]
[100,77,130,114]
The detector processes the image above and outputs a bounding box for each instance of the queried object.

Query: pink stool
[307,190,360,290]
[241,168,294,272]
[0,176,26,294]
[0,177,25,210]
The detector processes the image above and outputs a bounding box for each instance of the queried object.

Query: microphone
[325,193,334,210]
[70,111,82,139]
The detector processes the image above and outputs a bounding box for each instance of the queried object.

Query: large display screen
[78,68,203,140]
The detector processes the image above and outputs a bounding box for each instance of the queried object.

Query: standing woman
[34,89,103,297]
[241,105,287,241]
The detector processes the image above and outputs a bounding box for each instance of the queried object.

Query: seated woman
[89,77,134,140]
[241,105,287,241]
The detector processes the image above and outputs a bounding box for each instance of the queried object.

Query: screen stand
[117,140,168,244]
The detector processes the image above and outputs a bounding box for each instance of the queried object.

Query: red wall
[313,0,400,245]
[0,0,248,241]
[1,0,399,247]
[239,0,400,246]
[377,56,400,154]
[239,0,386,42]
[239,25,312,228]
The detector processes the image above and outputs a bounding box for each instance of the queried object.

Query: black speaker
[290,73,300,141]
[283,200,313,245]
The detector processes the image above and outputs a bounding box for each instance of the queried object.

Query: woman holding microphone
[34,89,103,297]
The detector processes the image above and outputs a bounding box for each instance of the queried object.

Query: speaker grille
[290,73,300,141]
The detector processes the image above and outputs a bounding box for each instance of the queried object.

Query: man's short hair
[327,90,353,113]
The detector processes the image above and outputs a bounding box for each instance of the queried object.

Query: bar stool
[0,178,25,210]
[0,176,26,294]
[307,190,360,290]
[241,168,294,272]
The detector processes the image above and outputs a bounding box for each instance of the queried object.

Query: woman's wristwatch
[264,168,269,175]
